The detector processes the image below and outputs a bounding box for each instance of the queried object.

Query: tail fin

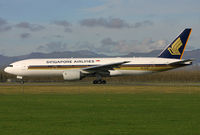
[158,28,192,59]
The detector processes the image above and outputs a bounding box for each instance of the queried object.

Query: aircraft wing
[169,59,193,65]
[83,61,130,72]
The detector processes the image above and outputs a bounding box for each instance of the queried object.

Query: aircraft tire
[93,80,106,84]
[102,80,106,84]
[20,80,25,84]
[93,80,98,84]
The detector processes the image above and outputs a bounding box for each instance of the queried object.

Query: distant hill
[0,49,200,67]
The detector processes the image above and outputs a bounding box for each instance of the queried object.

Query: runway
[1,82,200,86]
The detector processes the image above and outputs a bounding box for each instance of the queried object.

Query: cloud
[37,41,68,52]
[84,0,200,19]
[64,27,72,33]
[15,22,45,31]
[96,37,167,54]
[101,37,117,46]
[80,17,131,29]
[20,33,31,39]
[53,35,64,38]
[52,20,73,32]
[133,20,154,28]
[70,37,166,55]
[98,37,118,52]
[0,17,12,32]
[80,17,153,29]
[84,0,123,15]
[97,37,119,53]
[0,18,7,26]
[0,49,6,56]
[53,20,71,27]
[73,41,96,52]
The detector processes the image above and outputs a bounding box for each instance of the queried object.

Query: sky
[0,0,199,56]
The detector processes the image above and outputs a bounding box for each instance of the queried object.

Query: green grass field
[0,84,200,135]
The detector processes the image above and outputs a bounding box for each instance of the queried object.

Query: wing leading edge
[82,61,130,72]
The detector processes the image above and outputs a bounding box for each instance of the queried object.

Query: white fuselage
[4,57,183,78]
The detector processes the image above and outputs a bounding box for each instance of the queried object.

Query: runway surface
[1,82,200,86]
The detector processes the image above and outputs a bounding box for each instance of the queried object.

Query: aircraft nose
[4,67,11,74]
[4,67,8,73]
[4,67,9,73]
[4,66,18,75]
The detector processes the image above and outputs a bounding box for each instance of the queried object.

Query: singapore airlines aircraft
[4,28,192,84]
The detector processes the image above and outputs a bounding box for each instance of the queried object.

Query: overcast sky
[0,0,199,56]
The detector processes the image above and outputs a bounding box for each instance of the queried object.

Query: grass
[0,83,200,94]
[0,84,200,135]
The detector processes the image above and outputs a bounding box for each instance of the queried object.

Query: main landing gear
[93,79,106,84]
[93,74,107,84]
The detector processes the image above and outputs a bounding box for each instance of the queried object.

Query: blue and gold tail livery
[158,28,192,59]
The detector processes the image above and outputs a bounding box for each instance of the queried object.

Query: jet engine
[63,70,83,81]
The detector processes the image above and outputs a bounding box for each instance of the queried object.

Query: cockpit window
[8,65,13,67]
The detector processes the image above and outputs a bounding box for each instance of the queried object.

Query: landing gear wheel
[93,80,106,84]
[97,80,102,84]
[20,80,25,84]
[93,80,98,84]
[102,80,106,84]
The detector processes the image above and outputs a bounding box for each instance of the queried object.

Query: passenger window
[9,65,13,67]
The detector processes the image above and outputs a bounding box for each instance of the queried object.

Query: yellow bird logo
[168,37,182,55]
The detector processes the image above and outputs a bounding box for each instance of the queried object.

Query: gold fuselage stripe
[28,64,182,71]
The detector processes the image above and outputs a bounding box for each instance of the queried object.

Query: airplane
[4,28,192,84]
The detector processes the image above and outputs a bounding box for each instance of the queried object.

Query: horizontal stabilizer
[169,59,193,65]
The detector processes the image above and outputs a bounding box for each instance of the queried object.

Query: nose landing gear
[20,80,25,84]
[17,76,24,84]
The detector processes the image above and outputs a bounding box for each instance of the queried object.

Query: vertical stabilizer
[158,28,192,59]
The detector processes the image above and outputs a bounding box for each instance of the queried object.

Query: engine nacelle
[63,70,82,81]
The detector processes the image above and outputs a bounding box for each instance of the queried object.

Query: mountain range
[0,49,200,68]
